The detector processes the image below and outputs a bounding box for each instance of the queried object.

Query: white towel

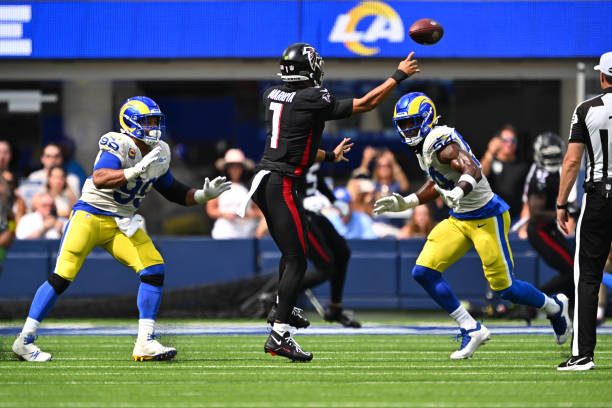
[235,170,270,218]
[114,214,144,237]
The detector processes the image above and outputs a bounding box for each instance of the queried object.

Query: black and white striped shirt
[569,87,612,183]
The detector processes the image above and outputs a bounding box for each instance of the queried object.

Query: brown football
[409,18,444,45]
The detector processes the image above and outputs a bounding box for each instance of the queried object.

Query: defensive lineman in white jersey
[12,96,231,362]
[374,92,571,360]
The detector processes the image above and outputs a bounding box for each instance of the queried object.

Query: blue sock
[495,279,545,308]
[137,282,162,320]
[27,281,59,322]
[603,272,612,290]
[412,265,460,314]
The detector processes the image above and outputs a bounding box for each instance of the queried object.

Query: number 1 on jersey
[270,102,283,149]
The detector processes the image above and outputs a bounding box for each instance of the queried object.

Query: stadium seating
[0,237,568,308]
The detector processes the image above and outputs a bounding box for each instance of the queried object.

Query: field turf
[1,318,612,408]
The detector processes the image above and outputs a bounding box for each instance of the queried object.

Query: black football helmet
[278,43,324,86]
[533,131,564,172]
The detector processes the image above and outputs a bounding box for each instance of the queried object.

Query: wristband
[7,220,15,232]
[391,69,409,83]
[404,193,419,208]
[556,203,569,210]
[324,151,336,162]
[458,174,477,189]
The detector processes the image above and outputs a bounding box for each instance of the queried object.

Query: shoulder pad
[422,126,457,156]
[98,132,137,161]
[157,141,172,163]
[301,86,333,104]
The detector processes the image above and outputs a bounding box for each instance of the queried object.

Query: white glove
[373,193,419,215]
[194,176,232,204]
[434,185,464,209]
[124,146,162,181]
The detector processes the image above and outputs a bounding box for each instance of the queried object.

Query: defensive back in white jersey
[80,132,171,217]
[416,126,493,213]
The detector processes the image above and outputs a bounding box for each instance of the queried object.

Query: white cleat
[12,334,52,362]
[549,293,571,345]
[450,322,491,360]
[132,334,177,362]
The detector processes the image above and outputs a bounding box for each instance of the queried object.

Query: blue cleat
[549,293,571,345]
[450,322,491,360]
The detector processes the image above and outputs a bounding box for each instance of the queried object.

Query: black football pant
[572,192,612,357]
[301,211,351,304]
[527,220,574,303]
[252,172,307,323]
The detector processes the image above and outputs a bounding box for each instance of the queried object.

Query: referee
[556,51,612,371]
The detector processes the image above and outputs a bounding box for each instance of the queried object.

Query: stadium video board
[0,1,609,59]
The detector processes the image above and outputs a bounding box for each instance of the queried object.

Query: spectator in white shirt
[25,143,81,203]
[207,148,260,239]
[16,192,66,239]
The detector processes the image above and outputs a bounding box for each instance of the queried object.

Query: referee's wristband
[391,69,409,83]
[324,151,336,162]
[556,203,569,210]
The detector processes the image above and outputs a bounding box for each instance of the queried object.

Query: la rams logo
[328,1,404,56]
[128,148,136,159]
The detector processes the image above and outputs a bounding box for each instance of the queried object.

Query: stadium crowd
[0,124,571,245]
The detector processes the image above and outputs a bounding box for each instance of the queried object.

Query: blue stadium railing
[0,237,569,309]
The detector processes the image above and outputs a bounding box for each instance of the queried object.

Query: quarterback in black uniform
[238,42,419,361]
[264,162,361,329]
[523,132,576,301]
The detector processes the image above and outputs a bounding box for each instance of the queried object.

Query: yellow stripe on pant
[415,210,514,291]
[53,210,164,281]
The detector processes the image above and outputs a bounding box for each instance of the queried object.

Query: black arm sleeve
[155,178,191,206]
[316,174,336,203]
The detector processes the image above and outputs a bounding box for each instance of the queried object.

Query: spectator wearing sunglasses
[480,125,529,220]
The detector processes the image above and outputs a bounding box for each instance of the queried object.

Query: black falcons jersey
[522,163,577,213]
[258,84,353,178]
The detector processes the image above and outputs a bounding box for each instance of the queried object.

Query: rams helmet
[393,92,438,147]
[119,96,166,146]
[278,43,324,87]
[533,131,564,172]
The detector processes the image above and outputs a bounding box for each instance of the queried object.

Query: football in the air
[409,18,444,45]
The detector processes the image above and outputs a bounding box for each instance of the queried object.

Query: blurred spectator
[353,146,409,194]
[206,148,259,239]
[25,143,81,205]
[0,174,16,269]
[16,192,66,239]
[346,177,376,215]
[398,204,435,239]
[46,166,78,218]
[0,140,26,223]
[480,125,529,220]
[325,187,376,239]
[0,139,11,173]
[58,137,87,188]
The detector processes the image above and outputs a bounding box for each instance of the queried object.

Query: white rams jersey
[80,132,171,217]
[416,126,494,213]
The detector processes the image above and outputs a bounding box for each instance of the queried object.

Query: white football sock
[21,317,40,337]
[449,305,478,330]
[540,296,560,316]
[597,305,605,321]
[272,323,290,335]
[137,319,155,342]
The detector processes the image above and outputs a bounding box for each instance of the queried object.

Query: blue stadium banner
[0,1,609,59]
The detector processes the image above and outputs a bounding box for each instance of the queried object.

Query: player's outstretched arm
[352,53,420,114]
[315,138,354,163]
[374,180,437,215]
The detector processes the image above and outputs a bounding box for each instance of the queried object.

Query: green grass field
[1,318,612,408]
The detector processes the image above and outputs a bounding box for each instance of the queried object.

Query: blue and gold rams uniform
[55,132,170,282]
[414,126,512,290]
